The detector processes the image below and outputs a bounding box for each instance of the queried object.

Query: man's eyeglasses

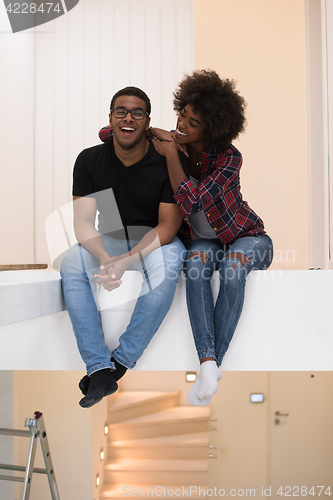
[111,107,149,120]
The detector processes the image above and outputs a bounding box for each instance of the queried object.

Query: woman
[99,70,273,406]
[150,70,273,406]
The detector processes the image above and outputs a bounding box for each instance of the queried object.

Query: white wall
[0,9,35,264]
[0,0,194,266]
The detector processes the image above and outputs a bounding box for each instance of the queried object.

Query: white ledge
[0,271,65,326]
[0,270,333,371]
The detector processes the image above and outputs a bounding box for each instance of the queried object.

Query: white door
[269,372,333,499]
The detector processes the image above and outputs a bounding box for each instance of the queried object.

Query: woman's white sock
[196,360,222,400]
[188,374,211,406]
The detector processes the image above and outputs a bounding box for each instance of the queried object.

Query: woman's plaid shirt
[175,144,266,244]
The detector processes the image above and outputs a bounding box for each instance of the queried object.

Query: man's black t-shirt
[73,140,187,240]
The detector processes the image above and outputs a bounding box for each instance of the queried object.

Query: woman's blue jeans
[183,235,273,367]
[60,235,185,375]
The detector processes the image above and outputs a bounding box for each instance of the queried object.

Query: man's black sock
[111,357,127,381]
[79,357,127,396]
[78,375,90,395]
[79,368,118,408]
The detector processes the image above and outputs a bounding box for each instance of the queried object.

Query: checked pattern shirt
[175,145,266,244]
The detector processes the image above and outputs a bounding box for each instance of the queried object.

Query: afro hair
[173,70,247,149]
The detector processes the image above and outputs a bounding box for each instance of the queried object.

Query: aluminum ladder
[0,411,60,500]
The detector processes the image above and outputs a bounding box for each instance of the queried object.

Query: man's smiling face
[109,95,150,151]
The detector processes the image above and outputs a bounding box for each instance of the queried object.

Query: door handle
[275,411,289,416]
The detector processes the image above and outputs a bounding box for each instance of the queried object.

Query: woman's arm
[151,138,187,194]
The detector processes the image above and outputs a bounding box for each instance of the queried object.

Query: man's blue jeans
[60,235,185,375]
[183,234,273,367]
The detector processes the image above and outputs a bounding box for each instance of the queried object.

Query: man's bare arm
[73,195,111,265]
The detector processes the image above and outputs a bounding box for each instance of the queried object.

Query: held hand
[170,132,189,157]
[150,129,189,157]
[150,128,173,142]
[152,137,184,158]
[94,255,130,292]
[103,255,130,281]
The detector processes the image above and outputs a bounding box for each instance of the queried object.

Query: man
[61,87,185,408]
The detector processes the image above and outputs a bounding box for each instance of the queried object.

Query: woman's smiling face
[174,104,206,151]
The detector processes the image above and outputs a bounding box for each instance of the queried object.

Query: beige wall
[195,0,309,269]
[91,391,109,497]
[0,371,108,500]
[3,370,332,497]
[13,371,95,500]
[0,372,15,499]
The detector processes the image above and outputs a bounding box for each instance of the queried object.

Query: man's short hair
[110,87,151,116]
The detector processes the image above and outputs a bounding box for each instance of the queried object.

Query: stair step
[105,457,208,471]
[108,432,210,460]
[100,483,209,499]
[108,407,210,441]
[109,391,178,409]
[112,406,210,424]
[108,391,181,424]
[103,458,208,485]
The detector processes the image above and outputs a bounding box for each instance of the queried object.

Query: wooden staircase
[100,391,211,499]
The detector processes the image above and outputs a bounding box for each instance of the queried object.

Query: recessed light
[186,372,197,382]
